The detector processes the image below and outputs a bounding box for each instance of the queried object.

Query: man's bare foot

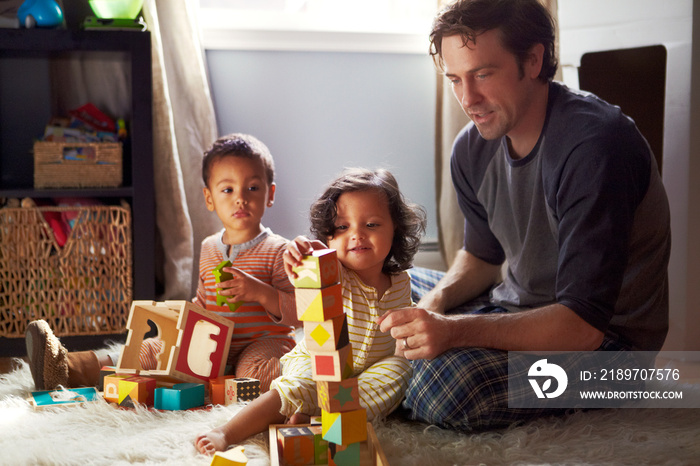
[194,428,229,455]
[287,413,311,425]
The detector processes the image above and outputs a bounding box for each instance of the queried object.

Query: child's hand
[217,266,270,305]
[283,235,327,282]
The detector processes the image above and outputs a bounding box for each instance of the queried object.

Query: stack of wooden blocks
[280,249,367,466]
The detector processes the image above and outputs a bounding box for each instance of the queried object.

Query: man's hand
[377,307,455,360]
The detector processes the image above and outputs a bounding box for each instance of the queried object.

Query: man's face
[442,30,542,145]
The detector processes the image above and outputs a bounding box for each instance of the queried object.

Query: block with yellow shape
[118,376,157,407]
[292,249,339,289]
[210,445,248,466]
[321,407,367,445]
[295,284,343,322]
[304,313,349,352]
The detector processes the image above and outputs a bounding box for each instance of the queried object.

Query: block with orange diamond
[292,249,339,289]
[310,343,353,382]
[317,377,361,413]
[295,283,343,322]
[304,313,349,352]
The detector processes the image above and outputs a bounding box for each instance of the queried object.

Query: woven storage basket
[0,205,132,338]
[34,141,122,188]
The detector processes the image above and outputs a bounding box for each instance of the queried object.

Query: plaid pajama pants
[406,267,634,431]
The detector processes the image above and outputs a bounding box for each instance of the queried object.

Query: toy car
[17,0,63,28]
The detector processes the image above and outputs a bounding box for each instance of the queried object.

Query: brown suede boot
[25,320,101,390]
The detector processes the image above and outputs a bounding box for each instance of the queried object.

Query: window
[198,0,436,53]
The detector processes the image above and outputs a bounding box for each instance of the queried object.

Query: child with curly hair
[195,167,426,454]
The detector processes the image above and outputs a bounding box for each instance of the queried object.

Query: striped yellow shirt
[271,267,413,420]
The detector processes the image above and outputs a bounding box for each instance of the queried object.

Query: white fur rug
[1,357,699,466]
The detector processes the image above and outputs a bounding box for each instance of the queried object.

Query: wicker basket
[0,205,132,338]
[33,141,123,188]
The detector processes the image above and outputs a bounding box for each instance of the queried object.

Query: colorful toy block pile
[276,249,367,466]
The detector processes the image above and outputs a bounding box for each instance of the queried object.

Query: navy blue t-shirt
[451,82,671,351]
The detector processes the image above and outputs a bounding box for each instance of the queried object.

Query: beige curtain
[51,1,219,300]
[434,0,560,268]
[143,0,219,299]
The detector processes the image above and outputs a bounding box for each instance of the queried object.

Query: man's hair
[202,133,275,187]
[309,168,427,274]
[429,0,558,82]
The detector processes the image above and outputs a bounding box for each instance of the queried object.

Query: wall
[558,0,697,351]
[205,49,437,245]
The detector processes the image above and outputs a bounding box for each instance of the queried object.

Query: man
[379,0,671,430]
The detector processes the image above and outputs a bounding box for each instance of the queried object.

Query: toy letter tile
[317,378,361,413]
[295,284,343,322]
[328,441,361,466]
[213,260,243,312]
[310,344,353,382]
[225,377,261,404]
[322,408,367,445]
[154,382,205,410]
[304,314,349,352]
[103,374,132,403]
[118,376,157,407]
[277,426,315,465]
[292,249,339,289]
[210,445,248,466]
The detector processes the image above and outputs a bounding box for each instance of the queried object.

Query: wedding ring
[403,337,411,350]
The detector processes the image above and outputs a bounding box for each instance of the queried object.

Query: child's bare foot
[287,413,311,425]
[194,428,229,455]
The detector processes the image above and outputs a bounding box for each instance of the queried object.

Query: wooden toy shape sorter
[117,301,235,384]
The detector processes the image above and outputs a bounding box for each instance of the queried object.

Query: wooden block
[103,374,132,403]
[328,441,361,466]
[322,408,367,445]
[295,284,343,322]
[310,344,353,382]
[210,445,248,466]
[118,376,157,407]
[277,426,315,465]
[304,314,349,352]
[292,249,339,289]
[224,377,261,404]
[98,365,116,391]
[213,260,243,312]
[317,378,361,413]
[154,382,205,410]
[209,375,236,405]
[308,425,328,465]
[268,424,388,466]
[117,301,235,384]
